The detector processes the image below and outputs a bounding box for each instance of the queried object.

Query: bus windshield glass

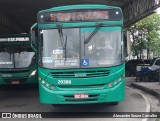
[0,45,35,68]
[82,27,122,67]
[40,28,80,69]
[40,27,122,69]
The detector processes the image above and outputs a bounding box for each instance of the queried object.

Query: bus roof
[38,4,122,14]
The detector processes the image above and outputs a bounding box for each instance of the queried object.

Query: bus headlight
[107,76,123,88]
[45,82,50,87]
[118,77,122,82]
[42,80,45,84]
[50,85,55,90]
[114,80,118,85]
[108,83,112,88]
[29,69,37,77]
[41,79,55,90]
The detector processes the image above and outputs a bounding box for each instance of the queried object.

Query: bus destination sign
[39,9,122,23]
[0,37,29,42]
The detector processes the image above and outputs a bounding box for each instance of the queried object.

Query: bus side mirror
[124,31,131,58]
[123,32,128,57]
[31,30,38,50]
[32,38,37,48]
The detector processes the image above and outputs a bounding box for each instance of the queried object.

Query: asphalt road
[0,85,146,112]
[0,78,154,121]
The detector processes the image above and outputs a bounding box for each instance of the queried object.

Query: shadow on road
[0,83,38,90]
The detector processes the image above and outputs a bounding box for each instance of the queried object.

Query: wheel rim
[126,70,130,76]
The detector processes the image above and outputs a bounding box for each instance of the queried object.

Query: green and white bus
[37,4,125,105]
[0,34,37,85]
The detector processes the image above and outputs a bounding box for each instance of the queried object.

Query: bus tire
[110,102,119,105]
[52,104,66,107]
[125,70,131,77]
[52,104,61,107]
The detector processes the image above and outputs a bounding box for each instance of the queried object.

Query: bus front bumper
[0,75,37,85]
[39,81,125,104]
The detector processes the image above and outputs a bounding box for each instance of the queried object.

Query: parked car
[149,58,160,70]
[125,59,151,77]
[136,58,160,72]
[136,57,160,81]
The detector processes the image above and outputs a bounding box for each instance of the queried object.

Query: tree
[129,13,160,59]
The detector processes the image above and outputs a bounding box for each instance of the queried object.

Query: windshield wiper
[84,23,103,44]
[12,53,16,68]
[57,25,65,48]
[57,24,67,60]
[64,36,67,60]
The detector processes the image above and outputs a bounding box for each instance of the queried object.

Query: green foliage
[129,13,160,59]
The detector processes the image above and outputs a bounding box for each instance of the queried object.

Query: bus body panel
[38,64,125,104]
[38,4,122,15]
[0,66,37,85]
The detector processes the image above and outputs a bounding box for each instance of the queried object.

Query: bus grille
[51,70,110,78]
[57,84,105,90]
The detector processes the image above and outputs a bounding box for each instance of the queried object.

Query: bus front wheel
[52,104,62,107]
[110,102,119,105]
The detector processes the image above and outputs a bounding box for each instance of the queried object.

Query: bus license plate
[12,81,20,85]
[74,94,88,99]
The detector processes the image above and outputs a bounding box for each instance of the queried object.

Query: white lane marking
[126,86,150,121]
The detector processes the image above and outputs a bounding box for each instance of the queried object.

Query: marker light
[29,69,37,77]
[38,77,42,81]
[40,15,44,18]
[116,11,119,14]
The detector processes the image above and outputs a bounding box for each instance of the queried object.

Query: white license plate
[74,94,89,99]
[11,81,20,85]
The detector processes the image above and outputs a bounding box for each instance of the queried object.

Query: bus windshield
[40,27,122,69]
[83,27,122,67]
[0,45,35,68]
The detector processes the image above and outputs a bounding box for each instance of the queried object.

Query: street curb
[131,83,160,98]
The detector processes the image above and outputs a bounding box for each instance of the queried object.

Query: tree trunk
[147,47,149,59]
[135,50,139,59]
